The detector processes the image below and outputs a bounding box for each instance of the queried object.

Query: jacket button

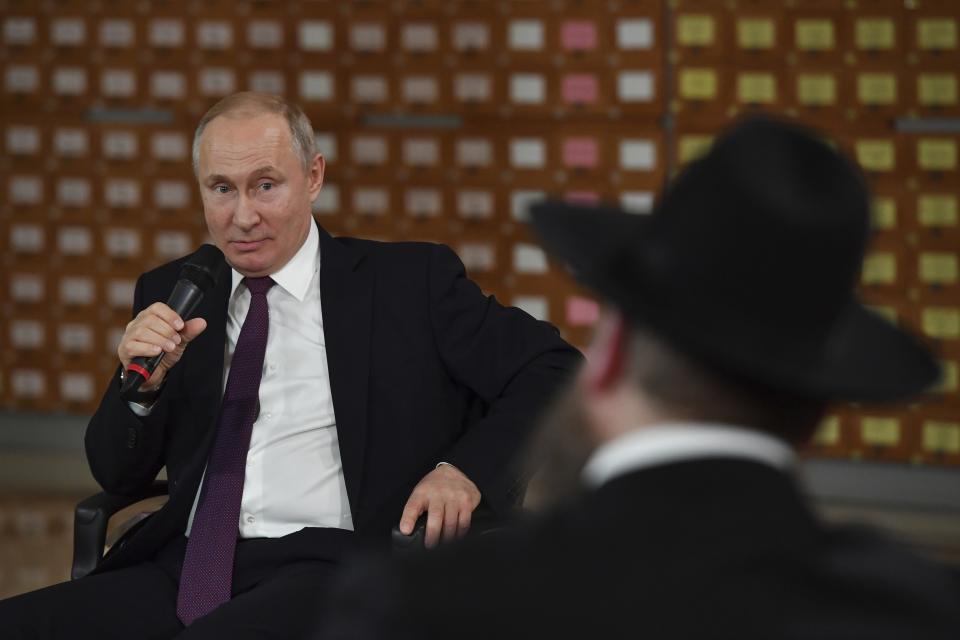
[125,427,137,449]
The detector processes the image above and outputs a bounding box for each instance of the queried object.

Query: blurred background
[1,0,958,598]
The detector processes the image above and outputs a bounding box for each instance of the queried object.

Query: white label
[621,191,655,214]
[101,69,136,98]
[154,180,190,208]
[10,224,43,252]
[457,190,493,219]
[54,129,89,156]
[61,373,94,401]
[11,274,44,302]
[351,23,385,52]
[405,189,441,217]
[513,243,549,274]
[197,21,233,49]
[155,231,191,258]
[6,126,40,154]
[351,75,387,103]
[403,138,439,166]
[620,139,657,170]
[299,21,333,52]
[511,190,546,222]
[458,243,495,271]
[510,138,546,169]
[102,131,138,159]
[10,175,43,204]
[402,23,438,52]
[106,327,126,353]
[300,71,334,101]
[53,68,87,96]
[617,18,654,50]
[51,18,86,46]
[199,68,236,96]
[352,137,387,165]
[4,17,37,45]
[57,226,93,254]
[456,139,492,167]
[454,74,491,102]
[248,20,283,48]
[105,179,141,208]
[100,19,134,47]
[151,132,188,161]
[312,184,339,215]
[509,20,544,50]
[12,370,45,398]
[151,71,185,99]
[314,133,337,161]
[57,178,92,207]
[402,76,438,104]
[249,71,285,95]
[618,71,655,102]
[353,188,388,215]
[58,324,94,352]
[149,19,184,48]
[107,280,136,308]
[453,23,489,51]
[104,229,141,256]
[510,74,546,104]
[60,277,96,305]
[513,295,549,321]
[10,320,44,349]
[5,66,39,92]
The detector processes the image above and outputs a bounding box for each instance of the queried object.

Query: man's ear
[308,153,325,200]
[581,310,629,393]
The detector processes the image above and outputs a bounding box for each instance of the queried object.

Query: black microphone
[120,244,227,400]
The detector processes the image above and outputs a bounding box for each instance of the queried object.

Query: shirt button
[245,515,255,524]
[265,412,273,420]
[269,364,277,372]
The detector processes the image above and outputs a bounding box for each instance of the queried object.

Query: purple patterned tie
[177,276,275,625]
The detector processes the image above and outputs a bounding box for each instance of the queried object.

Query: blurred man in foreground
[320,118,960,639]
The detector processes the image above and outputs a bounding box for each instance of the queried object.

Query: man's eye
[214,185,230,194]
[259,182,274,191]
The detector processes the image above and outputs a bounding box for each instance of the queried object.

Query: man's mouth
[231,239,266,251]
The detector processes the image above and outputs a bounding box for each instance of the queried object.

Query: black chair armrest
[71,480,169,580]
[390,504,506,553]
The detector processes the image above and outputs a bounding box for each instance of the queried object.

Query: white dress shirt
[581,422,795,489]
[186,221,353,537]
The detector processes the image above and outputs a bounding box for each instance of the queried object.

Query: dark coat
[321,459,960,639]
[84,225,582,572]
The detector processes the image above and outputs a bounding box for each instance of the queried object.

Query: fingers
[457,506,472,539]
[442,503,460,544]
[399,495,427,536]
[424,502,444,549]
[181,318,207,342]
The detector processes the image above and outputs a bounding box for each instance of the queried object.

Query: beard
[522,383,598,511]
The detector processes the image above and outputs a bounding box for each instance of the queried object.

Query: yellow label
[813,415,841,446]
[936,360,958,393]
[678,135,713,164]
[737,18,775,49]
[855,139,895,171]
[871,197,897,229]
[919,195,958,227]
[918,139,958,171]
[855,18,895,50]
[797,74,836,105]
[857,73,897,105]
[919,253,959,284]
[861,417,900,446]
[677,15,715,47]
[917,19,957,51]
[866,304,897,324]
[862,252,897,284]
[922,421,960,454]
[796,20,835,51]
[737,73,776,103]
[679,68,718,100]
[918,74,958,106]
[922,307,960,338]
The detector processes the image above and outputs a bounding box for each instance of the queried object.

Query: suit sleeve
[427,244,583,514]
[83,274,171,495]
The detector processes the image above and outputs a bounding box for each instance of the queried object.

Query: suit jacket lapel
[318,224,372,518]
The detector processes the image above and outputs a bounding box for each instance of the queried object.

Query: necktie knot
[244,276,275,297]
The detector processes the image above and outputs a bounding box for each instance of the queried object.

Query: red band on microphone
[127,363,151,381]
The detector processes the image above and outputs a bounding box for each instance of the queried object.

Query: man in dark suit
[320,118,960,639]
[0,92,581,638]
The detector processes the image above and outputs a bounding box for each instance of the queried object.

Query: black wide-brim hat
[531,117,940,402]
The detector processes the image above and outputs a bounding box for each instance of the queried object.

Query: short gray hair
[191,92,317,176]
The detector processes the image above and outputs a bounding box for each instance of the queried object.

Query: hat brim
[530,200,941,402]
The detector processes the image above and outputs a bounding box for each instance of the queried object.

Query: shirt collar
[581,422,796,488]
[230,220,320,302]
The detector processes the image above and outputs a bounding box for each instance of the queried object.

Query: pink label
[562,74,598,104]
[561,21,597,51]
[562,137,599,169]
[564,191,601,205]
[566,296,600,326]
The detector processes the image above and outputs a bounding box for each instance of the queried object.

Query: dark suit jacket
[321,459,960,639]
[85,225,582,572]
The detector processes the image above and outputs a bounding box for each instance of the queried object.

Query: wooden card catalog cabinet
[730,14,782,64]
[917,251,958,288]
[791,69,843,114]
[791,14,841,62]
[914,72,959,116]
[614,14,658,66]
[853,69,901,115]
[915,137,958,179]
[735,70,781,109]
[909,15,958,66]
[916,193,959,240]
[674,12,724,61]
[851,15,901,61]
[922,419,960,464]
[861,250,901,289]
[921,306,960,343]
[675,66,725,115]
[857,414,911,462]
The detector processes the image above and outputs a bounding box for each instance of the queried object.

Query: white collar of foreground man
[229,220,320,303]
[582,422,796,488]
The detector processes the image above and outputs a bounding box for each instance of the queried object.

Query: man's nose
[233,193,260,230]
